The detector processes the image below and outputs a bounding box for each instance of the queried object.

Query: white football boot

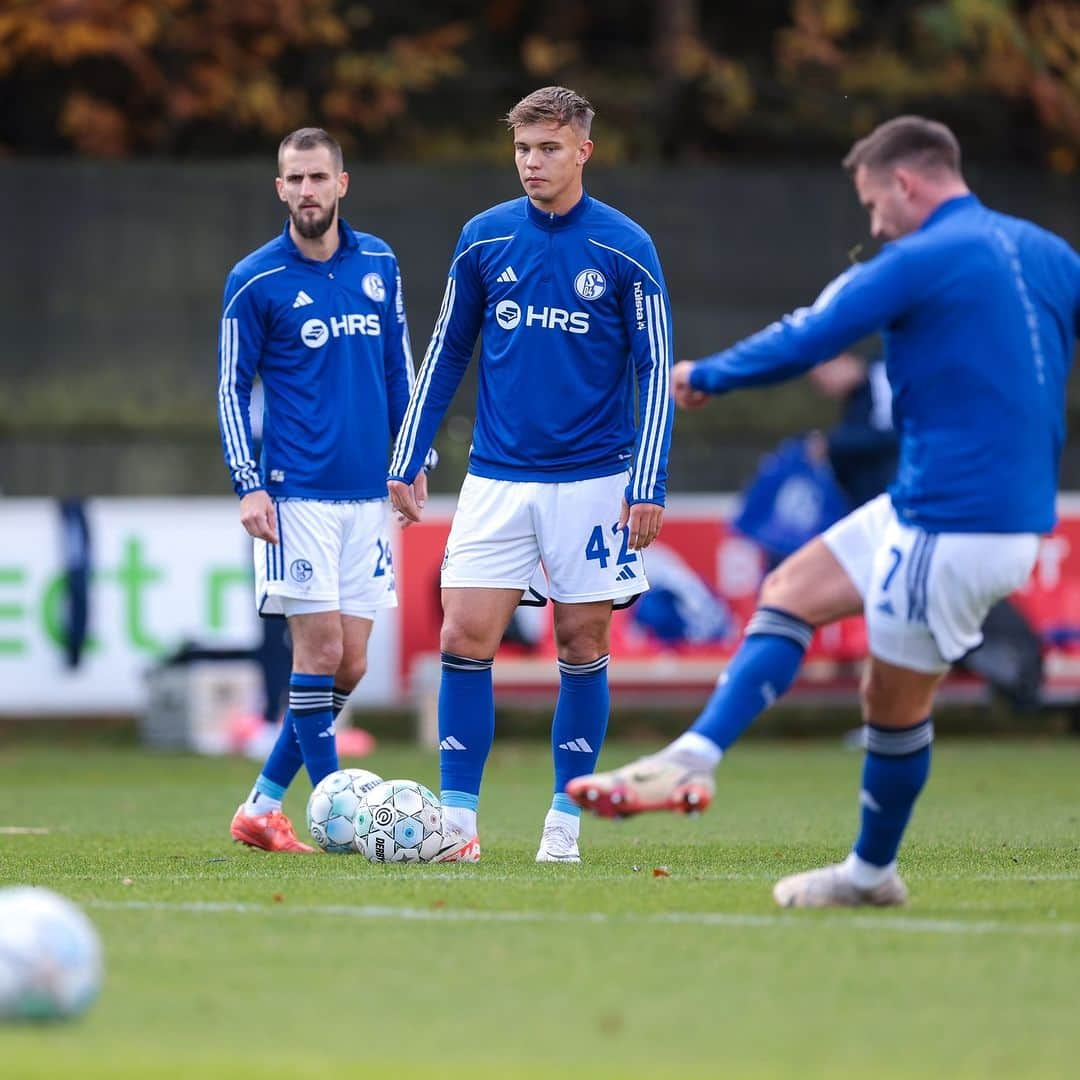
[773,863,909,908]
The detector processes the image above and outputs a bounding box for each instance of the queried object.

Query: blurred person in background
[807,352,898,510]
[388,86,674,864]
[570,115,1080,906]
[218,127,422,853]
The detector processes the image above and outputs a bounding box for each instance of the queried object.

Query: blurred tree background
[1,0,1077,169]
[0,1,1077,496]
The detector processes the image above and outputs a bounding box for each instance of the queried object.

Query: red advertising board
[396,495,1080,699]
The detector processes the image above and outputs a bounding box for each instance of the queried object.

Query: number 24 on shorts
[584,523,637,569]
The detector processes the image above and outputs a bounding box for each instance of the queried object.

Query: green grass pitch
[2,737,1079,1078]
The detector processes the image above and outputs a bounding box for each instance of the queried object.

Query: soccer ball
[0,886,103,1021]
[307,768,383,853]
[354,779,444,863]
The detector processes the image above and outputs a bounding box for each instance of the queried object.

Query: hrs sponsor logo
[494,300,589,335]
[300,314,381,348]
[633,281,646,331]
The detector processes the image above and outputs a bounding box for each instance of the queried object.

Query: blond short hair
[505,86,595,138]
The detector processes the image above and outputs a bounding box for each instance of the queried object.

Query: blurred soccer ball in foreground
[0,886,103,1021]
[354,780,444,862]
[307,768,383,853]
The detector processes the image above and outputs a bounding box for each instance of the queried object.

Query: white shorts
[823,494,1039,673]
[254,498,398,620]
[442,472,649,604]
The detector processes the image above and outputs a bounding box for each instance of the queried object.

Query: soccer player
[568,116,1080,905]
[388,86,674,863]
[219,127,426,853]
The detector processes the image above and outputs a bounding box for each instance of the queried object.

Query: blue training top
[217,219,413,501]
[389,193,674,506]
[690,195,1080,533]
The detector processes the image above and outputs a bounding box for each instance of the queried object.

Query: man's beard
[291,203,336,240]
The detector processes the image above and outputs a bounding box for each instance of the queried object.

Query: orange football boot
[230,805,315,853]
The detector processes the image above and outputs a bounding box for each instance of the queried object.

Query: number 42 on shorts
[584,522,637,569]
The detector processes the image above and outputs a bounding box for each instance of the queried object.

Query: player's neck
[529,181,585,219]
[290,217,341,262]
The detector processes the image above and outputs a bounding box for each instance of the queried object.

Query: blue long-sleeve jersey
[389,193,674,505]
[691,195,1080,533]
[218,219,413,500]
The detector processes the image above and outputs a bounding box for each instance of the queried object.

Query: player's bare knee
[758,564,799,611]
[295,636,344,676]
[440,622,493,661]
[336,656,367,690]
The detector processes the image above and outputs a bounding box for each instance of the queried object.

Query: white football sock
[661,731,723,772]
[543,808,580,836]
[244,788,282,815]
[443,806,478,837]
[843,851,896,890]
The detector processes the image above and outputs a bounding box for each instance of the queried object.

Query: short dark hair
[278,127,343,174]
[843,116,962,177]
[505,86,595,138]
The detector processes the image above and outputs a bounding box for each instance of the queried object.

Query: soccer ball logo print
[290,559,313,583]
[574,268,606,301]
[300,318,329,347]
[495,299,521,329]
[354,780,445,862]
[361,272,386,302]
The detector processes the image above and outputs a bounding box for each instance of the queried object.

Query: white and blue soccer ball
[306,768,383,853]
[354,779,444,863]
[0,886,103,1021]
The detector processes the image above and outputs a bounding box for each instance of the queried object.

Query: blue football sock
[854,719,933,867]
[690,607,813,750]
[438,653,495,799]
[288,673,338,787]
[551,655,610,814]
[254,682,350,799]
[332,687,351,717]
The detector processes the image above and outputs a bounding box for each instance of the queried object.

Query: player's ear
[338,170,349,198]
[578,139,594,166]
[275,177,287,203]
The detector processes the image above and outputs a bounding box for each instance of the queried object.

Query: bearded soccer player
[388,87,674,863]
[218,127,429,853]
[569,116,1080,906]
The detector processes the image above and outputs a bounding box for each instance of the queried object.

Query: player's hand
[672,360,708,411]
[239,490,278,544]
[618,499,664,551]
[387,478,424,525]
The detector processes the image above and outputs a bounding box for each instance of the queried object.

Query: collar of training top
[920,193,981,232]
[525,192,592,231]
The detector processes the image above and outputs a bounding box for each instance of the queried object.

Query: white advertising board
[0,499,399,713]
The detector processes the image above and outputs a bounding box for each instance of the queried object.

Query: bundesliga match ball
[0,886,103,1021]
[307,768,384,854]
[354,779,444,863]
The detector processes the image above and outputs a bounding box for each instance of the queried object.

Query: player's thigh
[286,610,346,674]
[759,537,863,625]
[861,655,947,728]
[253,499,344,616]
[441,475,542,590]
[537,473,646,604]
[441,587,524,658]
[552,599,613,661]
[337,500,398,618]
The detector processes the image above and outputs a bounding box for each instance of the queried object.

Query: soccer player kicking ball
[219,128,430,853]
[388,86,674,863]
[568,116,1080,906]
